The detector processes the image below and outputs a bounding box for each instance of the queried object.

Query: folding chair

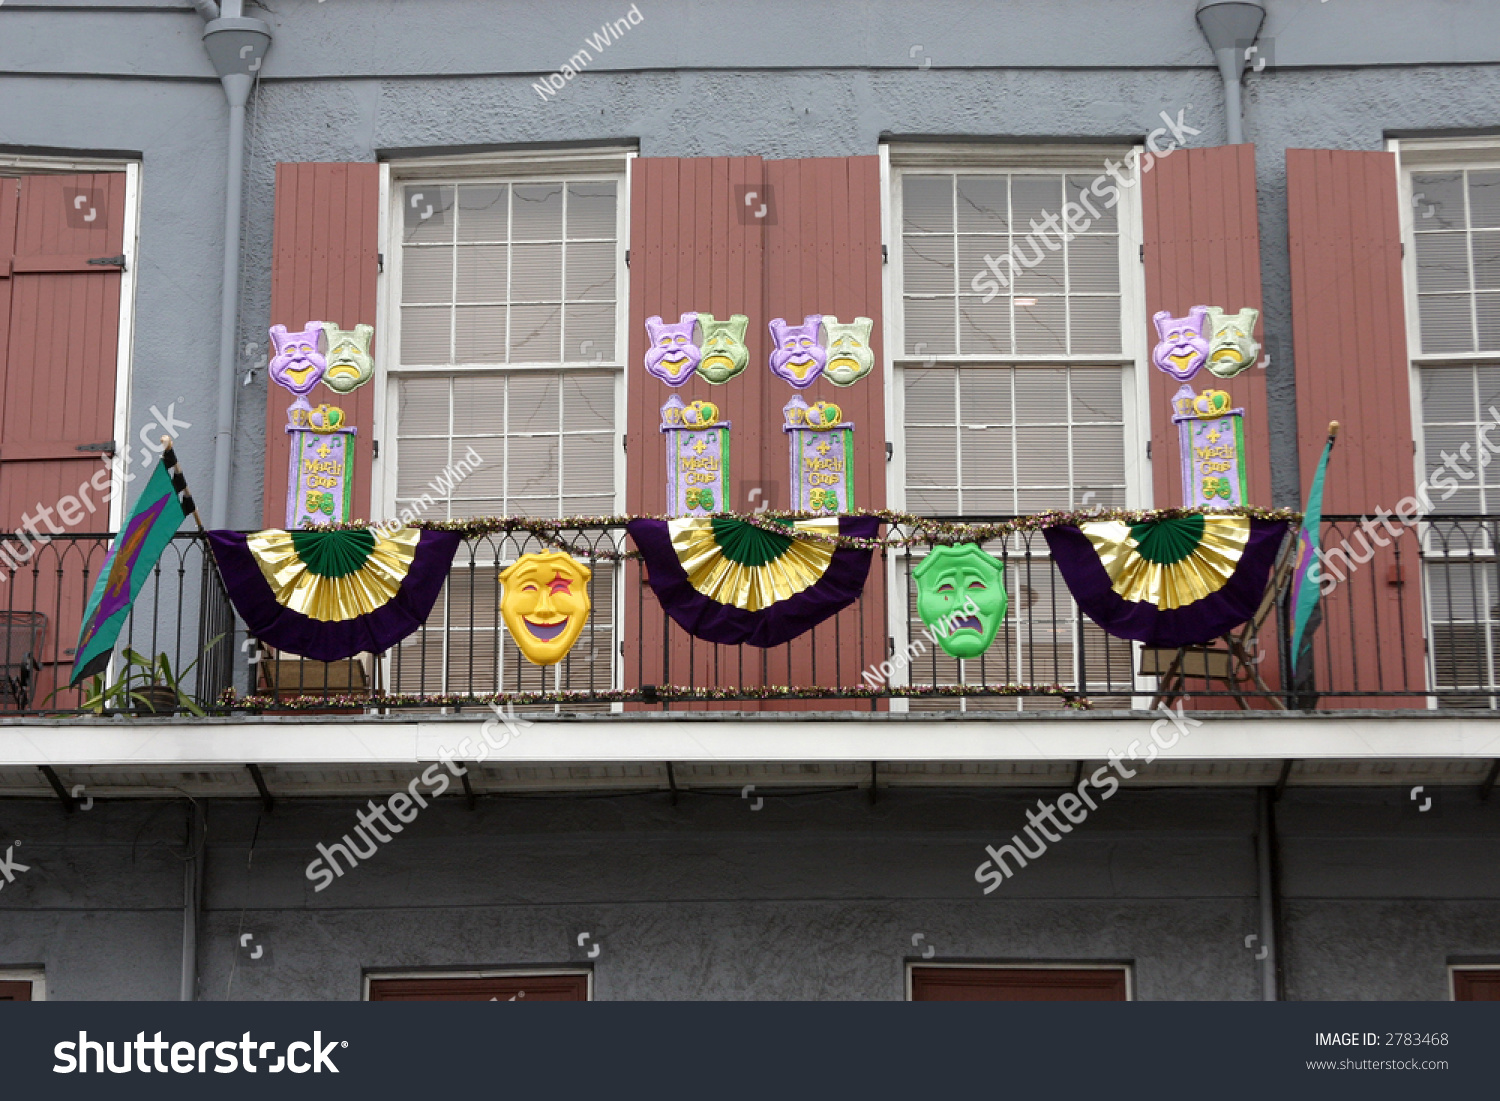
[1139,530,1296,711]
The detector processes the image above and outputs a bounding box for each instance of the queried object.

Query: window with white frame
[386,162,625,700]
[1402,142,1500,705]
[891,155,1142,709]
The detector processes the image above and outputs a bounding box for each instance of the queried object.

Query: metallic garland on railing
[218,683,1092,711]
[302,506,1302,561]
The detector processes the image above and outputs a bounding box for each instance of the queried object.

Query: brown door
[367,973,589,1001]
[0,980,33,1001]
[1452,969,1500,1000]
[911,966,1127,1001]
[0,172,127,707]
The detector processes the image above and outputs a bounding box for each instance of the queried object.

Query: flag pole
[160,435,207,534]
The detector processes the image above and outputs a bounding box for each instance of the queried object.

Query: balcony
[0,514,1493,718]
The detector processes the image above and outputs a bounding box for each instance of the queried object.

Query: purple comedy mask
[1150,307,1210,381]
[768,315,825,388]
[643,313,701,386]
[268,322,327,396]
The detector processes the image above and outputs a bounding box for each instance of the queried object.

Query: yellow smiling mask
[499,552,593,666]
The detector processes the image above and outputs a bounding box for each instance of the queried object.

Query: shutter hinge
[75,440,115,453]
[88,254,126,270]
[624,249,630,267]
[1139,244,1145,262]
[882,244,889,264]
[371,440,379,459]
[622,434,628,452]
[885,441,893,461]
[1401,243,1405,258]
[1146,440,1152,459]
[378,252,385,273]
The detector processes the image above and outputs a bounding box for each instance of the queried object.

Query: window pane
[903,176,952,233]
[508,373,560,431]
[1411,172,1465,232]
[562,433,615,495]
[1067,235,1120,294]
[958,296,1010,355]
[1420,294,1474,354]
[563,303,615,363]
[454,305,507,363]
[1071,369,1122,421]
[510,304,562,361]
[1479,293,1500,352]
[904,298,955,356]
[397,377,450,435]
[1068,175,1116,233]
[402,185,454,244]
[565,241,616,300]
[956,176,1008,233]
[561,373,615,430]
[960,368,1010,424]
[402,247,453,303]
[904,368,955,422]
[1468,171,1500,229]
[451,376,506,434]
[1013,298,1066,354]
[456,184,508,242]
[513,182,563,240]
[1069,297,1122,355]
[400,306,451,364]
[455,245,507,301]
[1415,232,1470,293]
[905,427,957,487]
[567,182,617,239]
[903,236,955,295]
[511,243,563,300]
[396,438,449,497]
[1422,368,1474,422]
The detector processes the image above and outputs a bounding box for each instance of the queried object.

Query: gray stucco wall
[4,0,1500,518]
[2,787,1496,1000]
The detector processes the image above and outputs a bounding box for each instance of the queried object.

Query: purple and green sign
[1172,385,1248,506]
[662,394,731,516]
[783,395,852,514]
[288,405,355,527]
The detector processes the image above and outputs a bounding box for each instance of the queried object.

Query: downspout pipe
[199,6,271,529]
[180,800,206,1001]
[1195,1,1266,146]
[1256,788,1280,1000]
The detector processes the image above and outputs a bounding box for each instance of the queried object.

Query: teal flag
[1289,429,1338,667]
[70,459,187,685]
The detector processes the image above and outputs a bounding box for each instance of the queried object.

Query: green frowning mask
[913,544,1008,658]
[696,313,750,384]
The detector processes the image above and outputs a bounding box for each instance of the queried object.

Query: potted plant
[67,640,221,717]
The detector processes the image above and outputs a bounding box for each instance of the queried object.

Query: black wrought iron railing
[2,515,1495,715]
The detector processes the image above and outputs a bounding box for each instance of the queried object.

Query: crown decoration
[307,404,348,433]
[1192,390,1232,418]
[681,399,720,428]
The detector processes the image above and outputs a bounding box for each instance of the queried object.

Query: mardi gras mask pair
[912,544,1008,659]
[268,322,375,397]
[1150,306,1260,381]
[499,551,593,665]
[644,313,753,386]
[767,315,875,389]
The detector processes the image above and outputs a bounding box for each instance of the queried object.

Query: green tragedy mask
[912,544,1008,658]
[821,315,875,386]
[696,313,750,384]
[321,323,375,394]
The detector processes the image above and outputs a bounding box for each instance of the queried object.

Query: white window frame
[879,143,1151,709]
[0,968,46,1000]
[1392,136,1500,706]
[362,967,592,1001]
[0,153,142,532]
[373,148,633,700]
[905,961,1133,1001]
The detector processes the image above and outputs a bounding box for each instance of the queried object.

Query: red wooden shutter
[367,974,588,1000]
[1141,143,1269,507]
[0,172,127,704]
[624,156,885,709]
[1287,149,1424,706]
[0,979,33,1001]
[263,163,380,527]
[911,966,1128,1001]
[1452,969,1500,1000]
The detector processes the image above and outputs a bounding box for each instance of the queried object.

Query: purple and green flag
[1289,424,1339,671]
[70,458,188,685]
